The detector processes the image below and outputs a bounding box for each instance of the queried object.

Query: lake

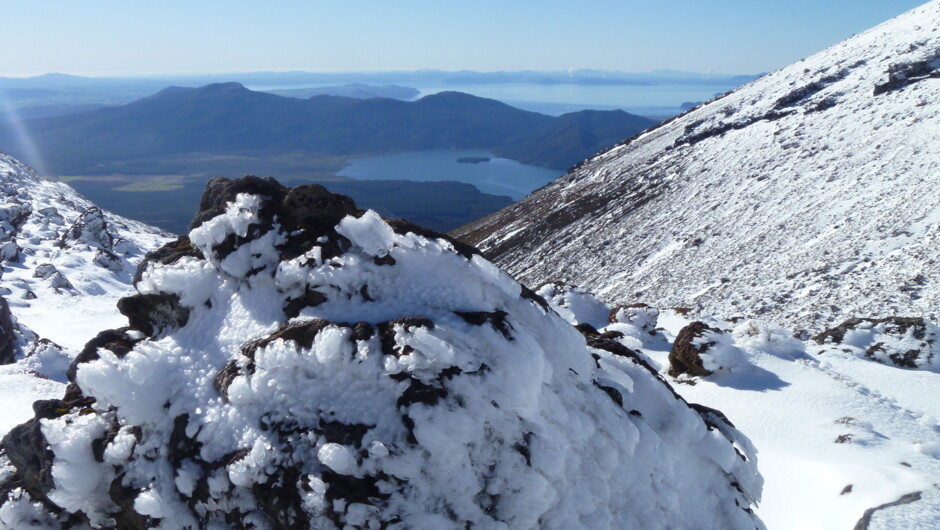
[337,150,562,200]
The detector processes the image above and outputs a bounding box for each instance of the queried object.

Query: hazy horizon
[0,1,926,77]
[2,68,758,80]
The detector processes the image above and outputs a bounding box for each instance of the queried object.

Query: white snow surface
[0,153,171,429]
[0,154,170,351]
[454,1,940,332]
[0,187,763,528]
[538,289,940,530]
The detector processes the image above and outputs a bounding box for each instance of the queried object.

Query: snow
[456,0,940,333]
[558,298,940,529]
[0,365,64,434]
[0,153,171,352]
[0,180,762,528]
[535,282,610,329]
[0,153,171,435]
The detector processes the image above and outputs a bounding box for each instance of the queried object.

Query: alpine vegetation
[0,177,762,528]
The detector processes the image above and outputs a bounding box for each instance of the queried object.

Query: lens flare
[0,86,46,177]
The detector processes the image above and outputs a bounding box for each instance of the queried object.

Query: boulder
[609,303,660,335]
[668,321,724,377]
[0,297,16,364]
[59,206,113,250]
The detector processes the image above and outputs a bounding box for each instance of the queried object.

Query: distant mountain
[267,83,420,100]
[453,1,940,331]
[0,83,656,172]
[0,69,761,91]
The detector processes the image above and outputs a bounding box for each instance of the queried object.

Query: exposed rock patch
[59,207,113,250]
[0,297,17,365]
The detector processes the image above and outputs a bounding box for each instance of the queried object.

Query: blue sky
[0,1,928,76]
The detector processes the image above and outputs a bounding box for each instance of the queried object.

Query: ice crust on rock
[0,177,762,529]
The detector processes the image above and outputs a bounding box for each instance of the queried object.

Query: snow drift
[453,1,940,331]
[0,177,761,529]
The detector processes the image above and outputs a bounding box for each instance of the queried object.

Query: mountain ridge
[0,84,656,174]
[453,0,940,332]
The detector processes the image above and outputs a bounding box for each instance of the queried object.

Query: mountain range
[0,83,656,174]
[267,83,420,100]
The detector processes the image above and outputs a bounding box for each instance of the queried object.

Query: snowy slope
[0,177,762,529]
[0,154,171,431]
[543,287,940,529]
[454,1,940,331]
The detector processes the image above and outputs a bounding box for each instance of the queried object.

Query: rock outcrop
[0,177,763,529]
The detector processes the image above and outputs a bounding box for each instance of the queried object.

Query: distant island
[457,156,490,164]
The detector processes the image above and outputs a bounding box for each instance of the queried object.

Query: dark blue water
[337,150,561,200]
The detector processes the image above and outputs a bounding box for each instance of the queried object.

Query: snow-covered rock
[814,316,940,370]
[534,281,610,330]
[454,1,940,332]
[668,322,746,377]
[0,177,762,529]
[583,302,940,529]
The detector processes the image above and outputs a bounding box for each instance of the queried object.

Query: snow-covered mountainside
[454,1,940,331]
[542,285,940,529]
[0,177,762,529]
[0,153,171,432]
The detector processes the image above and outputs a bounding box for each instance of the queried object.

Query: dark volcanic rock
[813,317,927,345]
[117,293,190,338]
[190,176,288,230]
[133,235,204,286]
[68,327,142,383]
[668,321,723,377]
[0,297,16,364]
[1,419,55,498]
